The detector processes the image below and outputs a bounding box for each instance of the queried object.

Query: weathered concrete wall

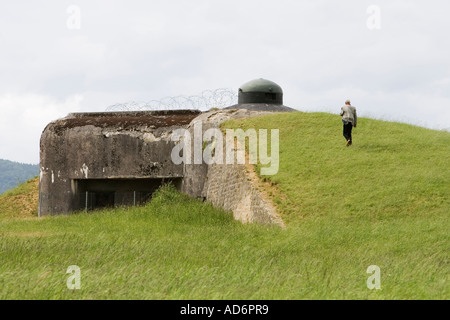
[181,109,285,227]
[202,160,284,226]
[39,110,200,216]
[181,108,277,198]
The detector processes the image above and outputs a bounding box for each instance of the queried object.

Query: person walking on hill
[340,99,357,146]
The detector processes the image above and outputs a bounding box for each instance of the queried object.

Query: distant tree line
[0,159,39,194]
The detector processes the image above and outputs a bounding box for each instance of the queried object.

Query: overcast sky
[0,0,449,164]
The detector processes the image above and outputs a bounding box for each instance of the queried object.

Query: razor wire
[105,88,237,112]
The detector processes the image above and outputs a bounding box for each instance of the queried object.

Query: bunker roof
[47,110,201,135]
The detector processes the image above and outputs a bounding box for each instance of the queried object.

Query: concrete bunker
[39,79,293,226]
[39,110,200,216]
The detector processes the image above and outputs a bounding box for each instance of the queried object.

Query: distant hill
[0,159,39,194]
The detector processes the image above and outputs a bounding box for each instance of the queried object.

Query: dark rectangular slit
[74,178,181,212]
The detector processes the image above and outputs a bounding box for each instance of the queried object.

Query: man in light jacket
[340,99,357,146]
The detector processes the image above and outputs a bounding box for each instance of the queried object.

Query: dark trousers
[343,121,353,142]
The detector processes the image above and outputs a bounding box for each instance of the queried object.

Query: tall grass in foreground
[0,112,448,299]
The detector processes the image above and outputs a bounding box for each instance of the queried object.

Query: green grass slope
[0,112,448,300]
[0,176,39,220]
[225,112,449,223]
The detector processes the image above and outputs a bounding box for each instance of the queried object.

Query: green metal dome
[225,78,295,112]
[238,78,283,105]
[239,78,283,94]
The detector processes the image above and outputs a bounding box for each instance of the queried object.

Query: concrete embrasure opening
[73,178,182,211]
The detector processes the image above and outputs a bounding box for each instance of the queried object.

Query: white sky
[0,0,449,164]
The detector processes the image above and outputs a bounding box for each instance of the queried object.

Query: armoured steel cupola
[238,78,283,105]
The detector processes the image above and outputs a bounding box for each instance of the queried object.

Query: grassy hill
[0,112,448,300]
[225,112,449,224]
[0,176,39,219]
[0,159,39,194]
